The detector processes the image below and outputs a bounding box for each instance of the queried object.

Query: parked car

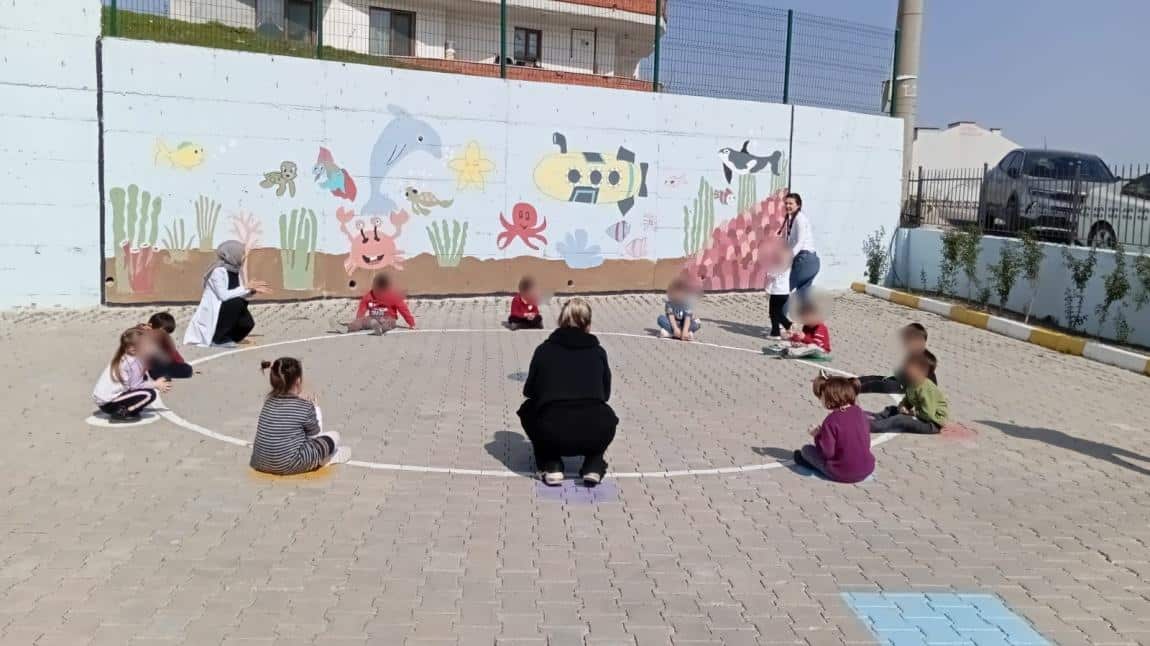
[980,149,1120,244]
[1078,172,1150,249]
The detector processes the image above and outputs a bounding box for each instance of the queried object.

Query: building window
[514,27,542,64]
[284,0,314,43]
[370,8,416,57]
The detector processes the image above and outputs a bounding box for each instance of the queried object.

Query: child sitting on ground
[767,301,830,358]
[143,312,193,379]
[92,327,172,421]
[250,357,351,475]
[658,278,701,341]
[793,374,875,483]
[507,276,543,330]
[335,273,415,335]
[858,323,936,394]
[870,351,948,434]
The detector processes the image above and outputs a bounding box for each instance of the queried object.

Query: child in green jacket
[870,351,948,434]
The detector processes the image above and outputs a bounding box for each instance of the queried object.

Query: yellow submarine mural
[533,132,649,215]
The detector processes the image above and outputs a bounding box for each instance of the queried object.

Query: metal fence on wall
[902,163,1150,250]
[102,0,897,116]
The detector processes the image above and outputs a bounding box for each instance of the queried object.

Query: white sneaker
[658,329,672,339]
[328,446,352,465]
[211,341,238,349]
[541,471,564,486]
[582,472,602,486]
[331,317,348,333]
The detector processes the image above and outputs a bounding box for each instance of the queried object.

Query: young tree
[987,240,1021,313]
[1019,230,1045,324]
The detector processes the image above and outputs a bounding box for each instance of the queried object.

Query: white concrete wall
[893,227,1150,347]
[0,0,103,308]
[791,107,905,288]
[96,38,901,300]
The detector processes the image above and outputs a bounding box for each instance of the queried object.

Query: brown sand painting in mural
[103,251,689,304]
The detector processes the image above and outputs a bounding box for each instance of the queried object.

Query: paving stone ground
[1,291,1149,645]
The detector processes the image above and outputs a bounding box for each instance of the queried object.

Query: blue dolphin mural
[362,105,443,216]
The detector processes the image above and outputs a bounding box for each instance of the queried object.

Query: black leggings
[768,294,791,336]
[213,299,255,345]
[870,406,940,434]
[858,375,904,395]
[98,389,157,417]
[508,316,544,330]
[149,360,194,380]
[518,400,617,475]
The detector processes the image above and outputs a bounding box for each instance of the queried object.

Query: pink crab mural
[497,202,548,250]
[336,207,409,275]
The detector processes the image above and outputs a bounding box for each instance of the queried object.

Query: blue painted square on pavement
[843,592,1050,646]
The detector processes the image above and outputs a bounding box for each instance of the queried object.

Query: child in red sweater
[507,276,543,330]
[766,301,831,359]
[335,273,415,335]
[144,312,194,379]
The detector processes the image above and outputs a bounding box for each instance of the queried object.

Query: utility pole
[893,0,923,183]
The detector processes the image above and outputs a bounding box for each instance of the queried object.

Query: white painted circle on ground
[86,409,162,428]
[160,328,900,478]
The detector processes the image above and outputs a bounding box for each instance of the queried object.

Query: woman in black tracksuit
[517,297,618,487]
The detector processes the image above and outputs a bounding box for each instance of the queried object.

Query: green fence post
[499,0,507,78]
[652,0,662,92]
[109,0,119,36]
[889,27,900,116]
[782,9,793,103]
[316,0,324,59]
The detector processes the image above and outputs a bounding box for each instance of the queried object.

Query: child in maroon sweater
[335,273,415,335]
[793,374,874,483]
[507,276,543,330]
[144,312,193,379]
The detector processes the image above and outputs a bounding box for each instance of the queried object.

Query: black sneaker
[792,449,813,469]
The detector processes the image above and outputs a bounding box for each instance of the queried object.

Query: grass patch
[101,8,410,69]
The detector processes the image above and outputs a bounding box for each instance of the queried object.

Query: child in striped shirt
[250,357,351,475]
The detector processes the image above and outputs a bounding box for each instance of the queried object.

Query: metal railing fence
[902,163,1150,249]
[102,0,897,116]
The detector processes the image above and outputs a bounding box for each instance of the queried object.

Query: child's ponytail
[110,328,146,384]
[260,357,303,398]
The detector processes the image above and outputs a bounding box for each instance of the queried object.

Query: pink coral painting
[681,188,791,291]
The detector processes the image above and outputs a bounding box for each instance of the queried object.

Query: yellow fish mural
[533,132,649,215]
[153,139,205,170]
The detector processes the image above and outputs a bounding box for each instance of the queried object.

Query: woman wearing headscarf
[184,241,270,347]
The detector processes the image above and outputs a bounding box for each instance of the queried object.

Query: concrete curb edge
[850,282,1150,377]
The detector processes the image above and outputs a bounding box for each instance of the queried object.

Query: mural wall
[100,39,902,303]
[0,0,103,308]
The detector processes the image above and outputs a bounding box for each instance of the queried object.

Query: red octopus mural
[497,202,548,251]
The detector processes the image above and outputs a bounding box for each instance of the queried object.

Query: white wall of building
[167,0,645,76]
[912,121,1020,171]
[0,0,103,308]
[893,227,1150,347]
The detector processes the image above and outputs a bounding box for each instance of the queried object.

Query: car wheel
[978,201,995,231]
[1088,222,1117,249]
[1005,195,1021,234]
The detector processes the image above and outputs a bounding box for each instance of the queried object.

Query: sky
[749,0,1149,164]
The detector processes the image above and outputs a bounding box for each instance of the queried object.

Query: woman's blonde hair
[557,297,592,330]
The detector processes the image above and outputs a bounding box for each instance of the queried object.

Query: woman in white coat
[184,241,270,347]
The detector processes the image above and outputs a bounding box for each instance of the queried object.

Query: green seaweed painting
[109,184,162,294]
[737,174,757,215]
[683,178,715,257]
[278,207,318,290]
[427,219,468,268]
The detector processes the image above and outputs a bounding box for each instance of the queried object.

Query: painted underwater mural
[99,41,898,303]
